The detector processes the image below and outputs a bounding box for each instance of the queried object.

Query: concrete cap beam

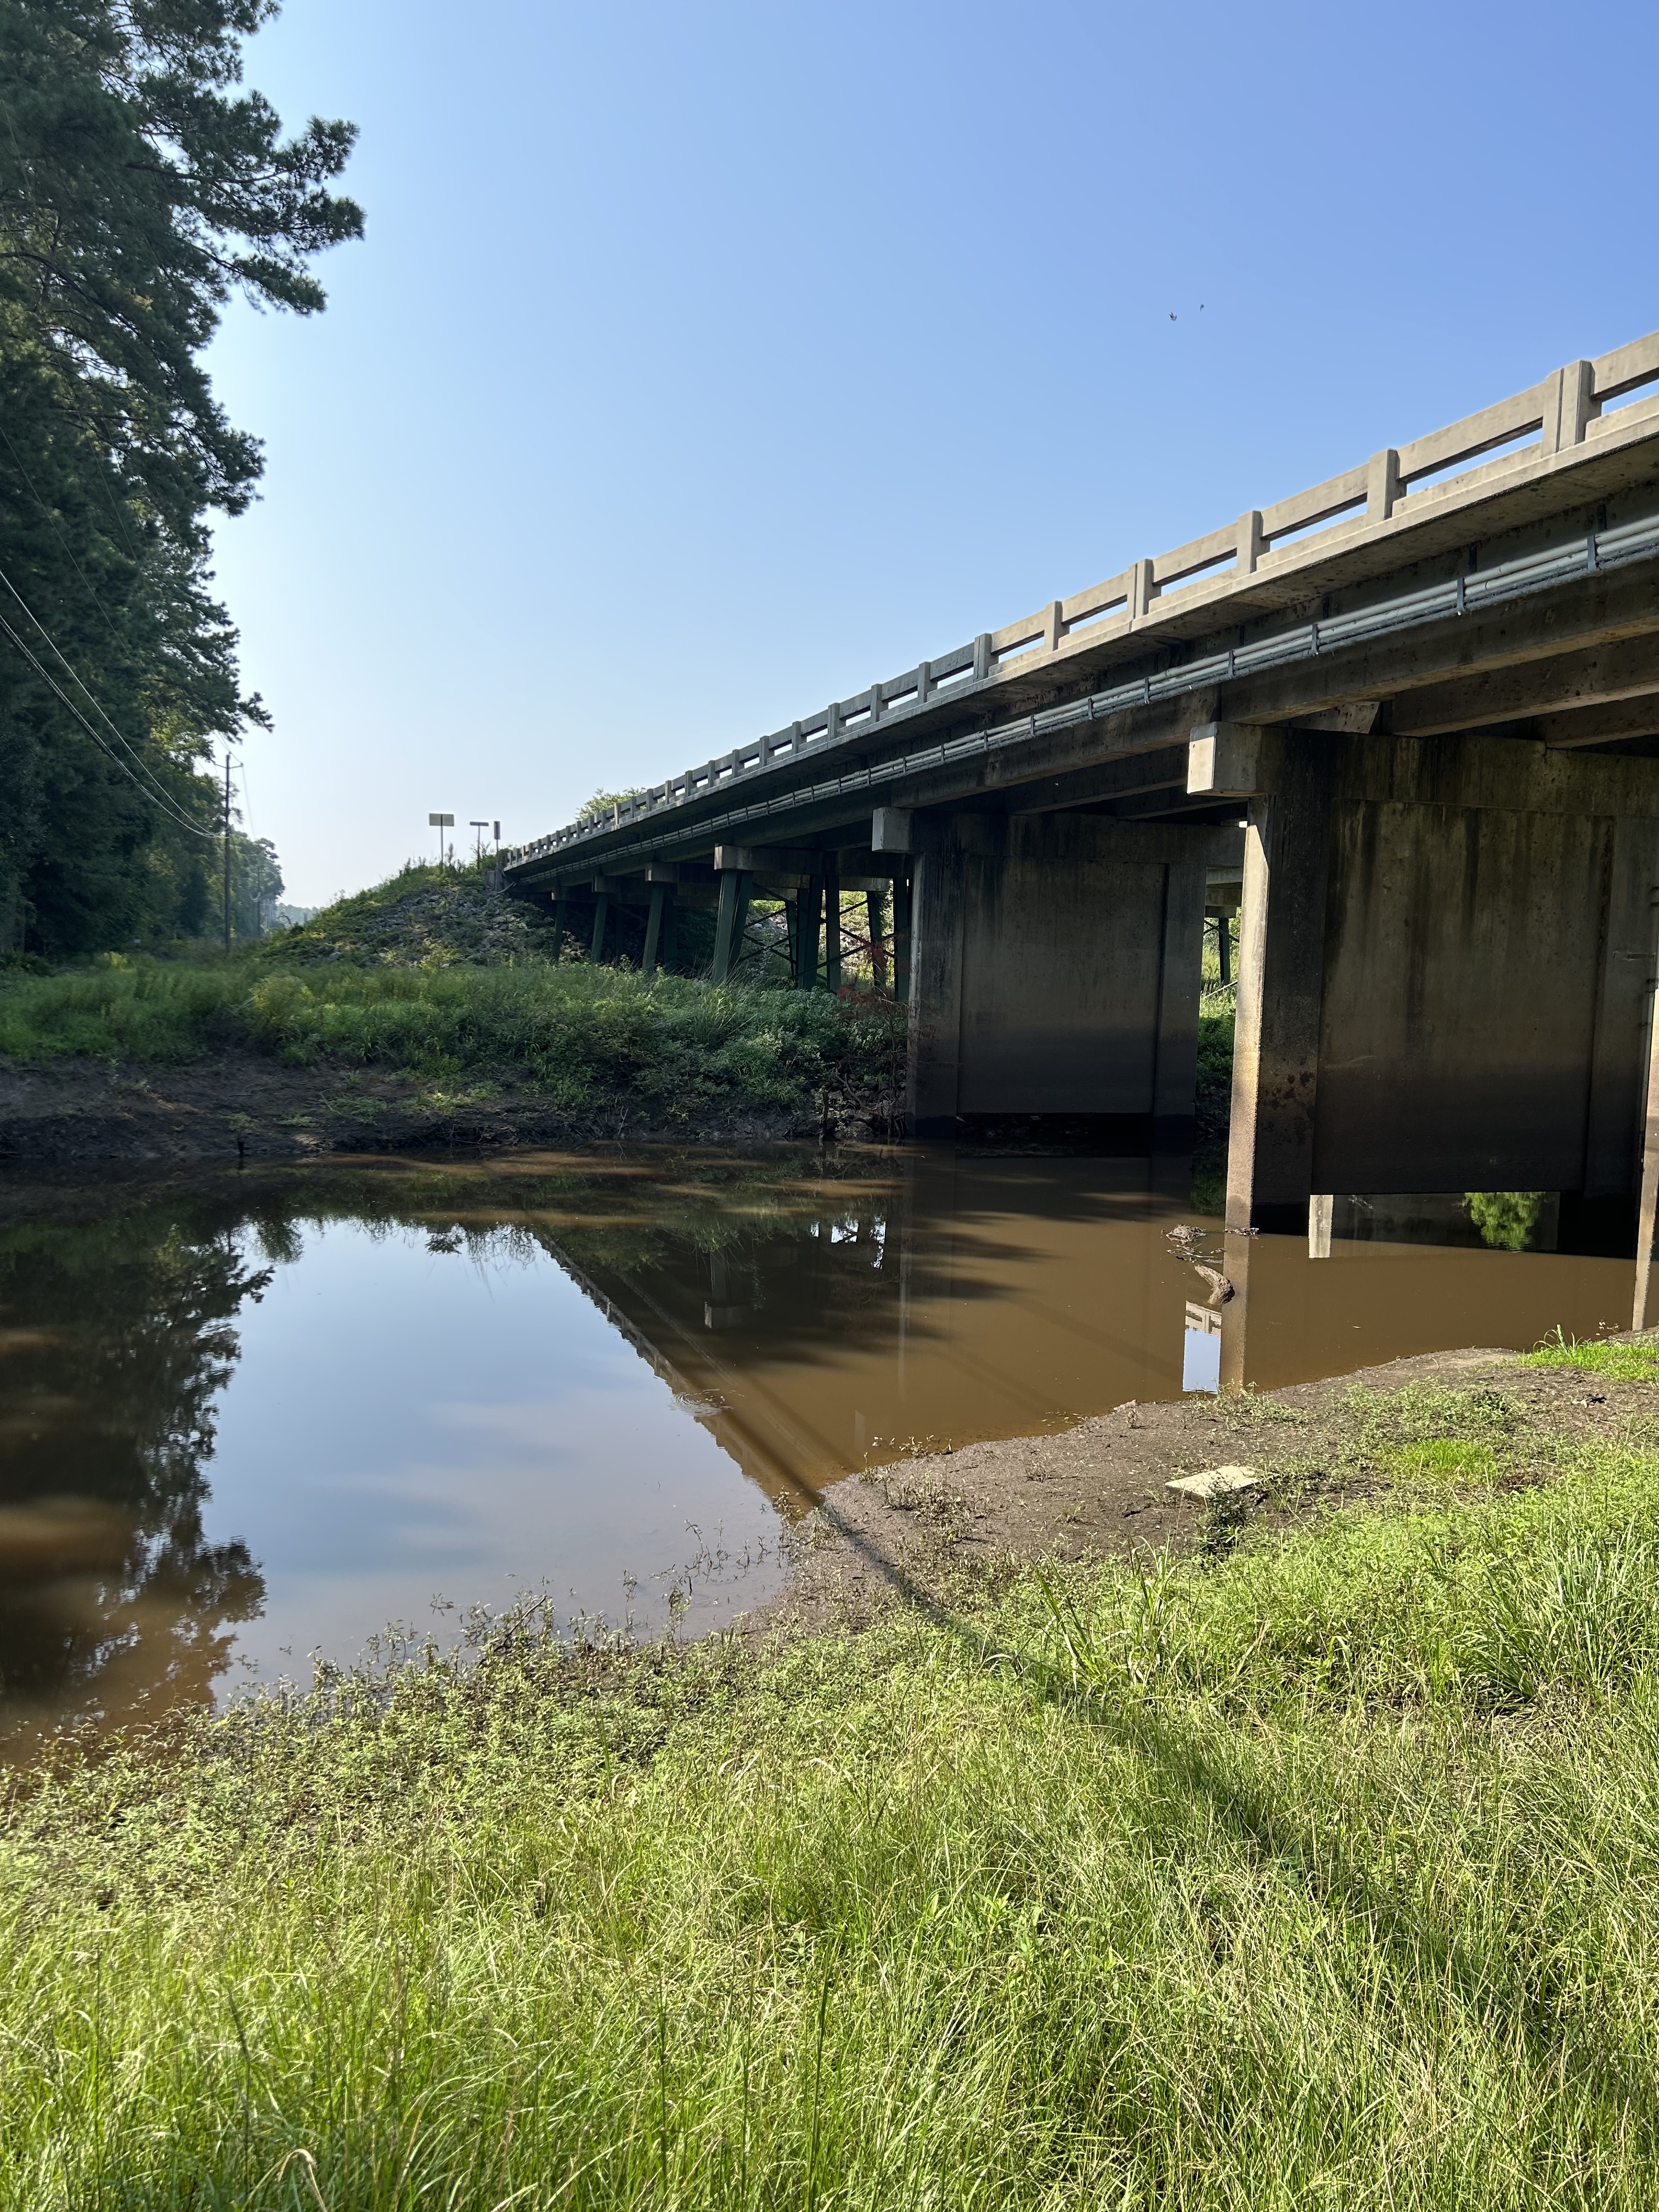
[1188,723,1273,798]
[831,848,907,877]
[1290,701,1382,735]
[714,843,823,873]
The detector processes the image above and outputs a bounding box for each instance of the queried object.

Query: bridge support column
[1211,728,1659,1232]
[907,816,972,1133]
[589,891,610,963]
[905,812,1232,1140]
[866,887,888,990]
[823,861,842,992]
[795,877,822,989]
[1223,731,1335,1235]
[642,882,674,979]
[712,867,751,984]
[891,872,912,1005]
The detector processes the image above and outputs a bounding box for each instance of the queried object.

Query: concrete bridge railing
[506,327,1659,870]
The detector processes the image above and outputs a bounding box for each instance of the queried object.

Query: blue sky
[206,0,1659,905]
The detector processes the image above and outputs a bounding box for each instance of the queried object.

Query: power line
[0,603,221,838]
[0,552,211,822]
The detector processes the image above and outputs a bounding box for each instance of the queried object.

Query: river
[0,1145,1644,1746]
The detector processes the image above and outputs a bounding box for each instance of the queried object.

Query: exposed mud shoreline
[766,1343,1654,1635]
[0,1053,825,1163]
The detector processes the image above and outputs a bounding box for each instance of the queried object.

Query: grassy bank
[8,1342,1659,2208]
[0,960,906,1128]
[0,864,907,1132]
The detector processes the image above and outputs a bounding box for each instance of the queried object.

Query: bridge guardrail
[514,503,1659,881]
[506,328,1659,871]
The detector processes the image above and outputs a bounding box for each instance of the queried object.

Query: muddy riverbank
[0,1052,831,1163]
[770,1340,1656,1633]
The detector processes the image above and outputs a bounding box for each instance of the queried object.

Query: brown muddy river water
[0,1146,1647,1746]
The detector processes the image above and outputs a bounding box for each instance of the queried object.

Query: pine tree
[0,0,362,953]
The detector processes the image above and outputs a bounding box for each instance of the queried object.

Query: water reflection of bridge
[543,1242,829,1514]
[532,1152,1198,1510]
[530,1148,1656,1505]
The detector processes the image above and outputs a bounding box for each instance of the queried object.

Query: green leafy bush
[1467,1189,1548,1250]
[0,958,907,1125]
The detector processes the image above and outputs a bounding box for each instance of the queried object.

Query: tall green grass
[9,1410,1659,2207]
[1517,1331,1659,1383]
[0,961,906,1122]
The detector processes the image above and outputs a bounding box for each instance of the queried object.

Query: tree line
[0,0,360,956]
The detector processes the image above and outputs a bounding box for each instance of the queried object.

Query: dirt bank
[0,1053,828,1163]
[769,1342,1652,1633]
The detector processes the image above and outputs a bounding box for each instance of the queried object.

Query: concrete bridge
[506,329,1659,1317]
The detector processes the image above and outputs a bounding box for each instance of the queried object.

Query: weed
[1519,1330,1659,1383]
[1384,1436,1500,1492]
[11,1423,1659,2204]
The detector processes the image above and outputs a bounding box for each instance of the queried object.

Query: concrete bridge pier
[710,866,753,984]
[1200,724,1659,1331]
[705,845,912,991]
[890,808,1238,1143]
[890,873,912,1003]
[823,858,843,991]
[641,872,676,978]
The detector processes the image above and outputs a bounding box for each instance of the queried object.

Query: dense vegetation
[6,1344,1659,2207]
[0,863,910,1128]
[0,0,359,955]
[0,946,910,1128]
[255,862,568,968]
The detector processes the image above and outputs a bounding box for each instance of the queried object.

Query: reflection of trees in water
[0,1146,1036,1743]
[0,1214,270,1745]
[0,1155,883,1743]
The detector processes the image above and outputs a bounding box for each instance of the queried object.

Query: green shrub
[0,960,907,1124]
[1467,1189,1548,1250]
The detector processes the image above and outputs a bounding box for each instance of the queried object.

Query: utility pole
[223,750,233,955]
